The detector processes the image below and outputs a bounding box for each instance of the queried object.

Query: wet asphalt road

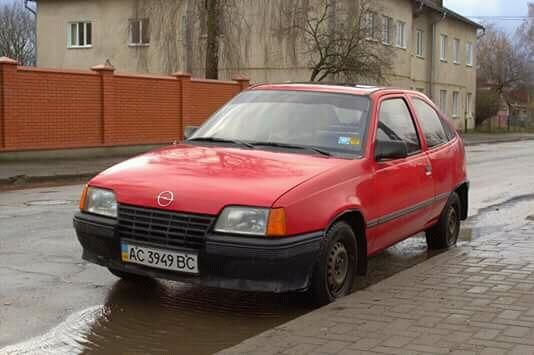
[1,140,533,354]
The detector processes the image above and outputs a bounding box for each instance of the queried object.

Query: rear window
[412,98,449,148]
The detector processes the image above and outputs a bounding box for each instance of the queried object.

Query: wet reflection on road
[3,194,532,355]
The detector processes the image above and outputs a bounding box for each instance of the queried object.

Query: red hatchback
[74,84,468,304]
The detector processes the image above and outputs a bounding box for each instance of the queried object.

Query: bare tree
[0,1,35,66]
[281,0,393,82]
[476,24,530,126]
[205,0,221,79]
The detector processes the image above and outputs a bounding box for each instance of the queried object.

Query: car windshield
[189,90,370,157]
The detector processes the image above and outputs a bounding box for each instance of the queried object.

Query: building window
[439,90,447,113]
[466,42,473,66]
[365,12,378,40]
[452,91,460,117]
[453,38,460,64]
[396,21,407,48]
[382,16,393,45]
[440,34,448,61]
[129,19,150,45]
[466,92,473,116]
[416,29,424,57]
[68,22,92,48]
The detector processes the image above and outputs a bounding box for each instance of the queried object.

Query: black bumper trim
[73,212,324,293]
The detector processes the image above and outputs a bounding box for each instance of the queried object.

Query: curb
[0,172,96,189]
[463,136,534,146]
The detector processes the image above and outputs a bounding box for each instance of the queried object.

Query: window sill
[129,43,150,47]
[67,45,93,49]
[416,54,425,59]
[440,59,447,63]
[395,45,407,50]
[453,61,460,65]
[383,42,392,46]
[466,64,473,68]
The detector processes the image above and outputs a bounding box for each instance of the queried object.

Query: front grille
[117,204,215,250]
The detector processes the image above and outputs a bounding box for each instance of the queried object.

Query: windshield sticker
[338,136,360,145]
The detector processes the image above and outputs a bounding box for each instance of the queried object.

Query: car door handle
[425,165,432,176]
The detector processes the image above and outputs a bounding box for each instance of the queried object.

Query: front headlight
[80,186,117,218]
[214,207,286,237]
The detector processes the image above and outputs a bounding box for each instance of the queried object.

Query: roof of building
[420,0,485,30]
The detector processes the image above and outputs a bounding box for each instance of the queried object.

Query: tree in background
[475,89,501,127]
[476,23,530,126]
[0,1,35,66]
[205,0,221,79]
[281,0,393,82]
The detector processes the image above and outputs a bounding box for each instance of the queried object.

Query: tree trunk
[205,0,221,79]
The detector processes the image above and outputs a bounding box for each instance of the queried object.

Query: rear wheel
[309,221,357,305]
[426,192,461,250]
[108,267,152,282]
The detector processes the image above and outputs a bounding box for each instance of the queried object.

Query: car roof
[249,82,422,98]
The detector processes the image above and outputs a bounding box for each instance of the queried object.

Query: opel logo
[157,191,175,207]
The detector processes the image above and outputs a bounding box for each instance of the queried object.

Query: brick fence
[0,57,249,152]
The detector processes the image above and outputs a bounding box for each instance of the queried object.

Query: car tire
[426,192,461,250]
[108,267,152,282]
[309,221,357,305]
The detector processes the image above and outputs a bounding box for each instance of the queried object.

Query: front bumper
[73,212,323,293]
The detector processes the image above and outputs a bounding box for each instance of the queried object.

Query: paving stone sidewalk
[220,222,534,355]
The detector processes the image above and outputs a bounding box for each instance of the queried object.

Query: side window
[377,98,421,154]
[412,98,450,147]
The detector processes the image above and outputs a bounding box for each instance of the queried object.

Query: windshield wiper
[248,141,331,157]
[186,137,254,148]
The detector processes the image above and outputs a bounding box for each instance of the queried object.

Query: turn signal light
[267,208,287,237]
[79,184,89,210]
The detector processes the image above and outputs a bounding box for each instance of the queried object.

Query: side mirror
[183,126,199,139]
[375,140,408,161]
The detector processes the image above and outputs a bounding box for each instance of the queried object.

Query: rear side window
[377,98,421,154]
[412,98,449,147]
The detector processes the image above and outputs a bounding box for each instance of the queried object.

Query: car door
[368,95,435,253]
[409,96,458,222]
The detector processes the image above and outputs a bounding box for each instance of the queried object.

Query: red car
[74,83,468,304]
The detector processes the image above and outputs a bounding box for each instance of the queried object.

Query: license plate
[121,242,198,274]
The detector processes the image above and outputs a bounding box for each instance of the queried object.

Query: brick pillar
[91,63,115,144]
[173,72,192,140]
[232,74,250,92]
[0,57,18,149]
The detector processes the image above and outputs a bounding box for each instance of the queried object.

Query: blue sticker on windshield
[338,136,351,145]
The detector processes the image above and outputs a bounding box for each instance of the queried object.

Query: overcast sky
[446,0,529,32]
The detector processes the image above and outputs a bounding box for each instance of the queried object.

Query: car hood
[89,144,349,215]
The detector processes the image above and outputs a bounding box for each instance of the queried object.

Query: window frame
[466,41,473,67]
[416,29,424,58]
[439,90,447,114]
[452,91,460,118]
[374,95,423,159]
[382,15,393,45]
[365,12,379,41]
[453,38,460,64]
[466,92,473,117]
[67,21,93,49]
[440,34,448,62]
[129,18,150,46]
[396,20,407,49]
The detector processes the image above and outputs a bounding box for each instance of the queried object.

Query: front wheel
[426,192,461,250]
[309,221,357,305]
